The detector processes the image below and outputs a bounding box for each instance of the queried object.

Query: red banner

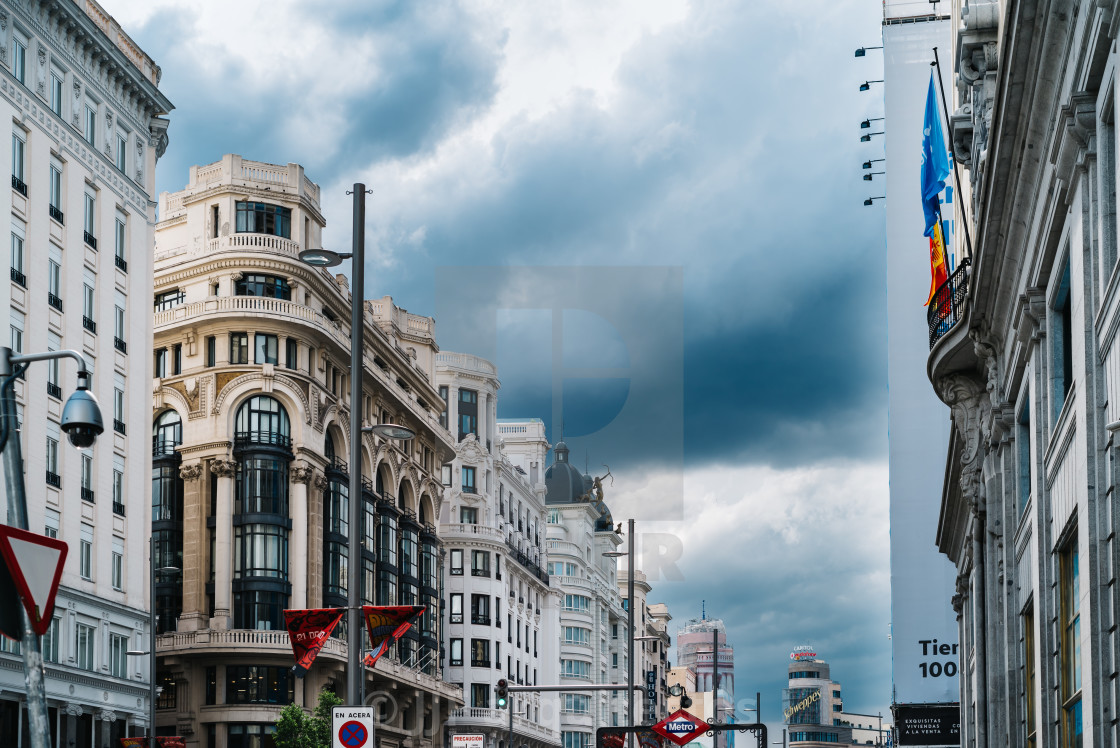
[119,740,146,748]
[120,739,185,748]
[284,608,345,676]
[362,605,425,668]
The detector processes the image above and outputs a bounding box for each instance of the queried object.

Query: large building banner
[882,6,961,708]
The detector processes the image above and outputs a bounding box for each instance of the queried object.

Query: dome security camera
[60,374,103,449]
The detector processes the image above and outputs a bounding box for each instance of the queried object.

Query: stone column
[210,459,238,629]
[178,462,205,631]
[64,703,82,747]
[478,391,488,449]
[98,709,116,748]
[290,462,314,609]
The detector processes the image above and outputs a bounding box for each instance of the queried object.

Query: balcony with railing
[48,204,63,224]
[82,316,96,333]
[46,471,60,488]
[10,267,25,288]
[114,337,127,353]
[112,501,126,517]
[46,382,61,399]
[927,258,971,350]
[11,174,26,196]
[113,419,126,435]
[80,488,94,503]
[114,255,127,273]
[234,431,293,453]
[153,439,180,459]
[83,231,97,250]
[47,293,62,312]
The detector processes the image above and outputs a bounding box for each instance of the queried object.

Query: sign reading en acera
[332,706,374,748]
[651,710,709,747]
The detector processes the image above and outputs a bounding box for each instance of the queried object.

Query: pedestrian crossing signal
[496,679,508,708]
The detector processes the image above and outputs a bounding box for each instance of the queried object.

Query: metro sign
[652,709,709,747]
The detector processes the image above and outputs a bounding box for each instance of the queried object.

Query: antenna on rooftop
[702,600,706,620]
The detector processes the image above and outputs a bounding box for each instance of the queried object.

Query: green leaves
[275,689,344,748]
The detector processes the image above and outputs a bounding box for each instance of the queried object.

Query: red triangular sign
[0,525,67,635]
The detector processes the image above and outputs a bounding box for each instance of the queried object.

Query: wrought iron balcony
[114,255,127,273]
[83,231,97,250]
[11,174,26,196]
[927,258,971,349]
[47,293,62,312]
[113,419,126,435]
[113,501,126,517]
[48,204,63,224]
[81,488,94,503]
[234,431,293,451]
[46,382,61,399]
[114,337,127,353]
[153,439,180,458]
[471,614,491,626]
[82,316,96,333]
[45,471,60,488]
[10,267,25,288]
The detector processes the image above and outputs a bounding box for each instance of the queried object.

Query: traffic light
[496,678,508,708]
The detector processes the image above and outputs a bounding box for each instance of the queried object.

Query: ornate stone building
[151,154,460,746]
[435,355,561,748]
[927,1,1120,745]
[542,443,629,748]
[0,0,172,745]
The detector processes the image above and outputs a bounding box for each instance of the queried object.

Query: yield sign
[0,525,67,636]
[652,709,709,747]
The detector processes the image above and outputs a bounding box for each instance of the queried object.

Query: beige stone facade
[151,154,461,746]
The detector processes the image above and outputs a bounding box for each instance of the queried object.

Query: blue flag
[921,71,951,237]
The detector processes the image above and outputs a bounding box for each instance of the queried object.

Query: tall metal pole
[150,537,157,748]
[347,185,367,705]
[0,348,51,748]
[711,629,719,748]
[627,518,635,747]
[508,693,514,748]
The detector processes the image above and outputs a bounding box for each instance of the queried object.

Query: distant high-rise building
[677,616,735,705]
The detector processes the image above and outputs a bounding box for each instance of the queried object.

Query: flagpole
[932,48,974,260]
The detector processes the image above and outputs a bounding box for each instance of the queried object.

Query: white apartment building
[618,576,670,727]
[544,442,629,748]
[0,0,172,745]
[436,355,560,748]
[151,155,461,746]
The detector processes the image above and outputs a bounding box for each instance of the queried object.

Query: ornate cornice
[179,463,203,482]
[210,459,237,478]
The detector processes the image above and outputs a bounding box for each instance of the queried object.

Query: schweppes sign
[783,689,820,720]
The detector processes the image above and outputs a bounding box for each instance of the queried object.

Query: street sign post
[0,524,67,636]
[332,706,375,748]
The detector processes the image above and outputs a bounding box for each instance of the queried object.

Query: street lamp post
[299,187,418,709]
[130,538,180,748]
[0,347,103,748]
[603,518,635,747]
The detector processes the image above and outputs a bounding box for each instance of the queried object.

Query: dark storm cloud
[127,1,501,198]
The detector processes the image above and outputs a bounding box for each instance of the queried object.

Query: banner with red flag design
[284,608,346,676]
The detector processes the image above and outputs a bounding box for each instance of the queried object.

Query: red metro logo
[652,710,709,747]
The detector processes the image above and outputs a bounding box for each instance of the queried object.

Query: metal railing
[47,293,62,312]
[80,488,94,503]
[11,175,26,196]
[927,258,971,349]
[112,501,125,517]
[113,419,126,435]
[114,337,127,353]
[153,439,180,458]
[83,231,97,250]
[48,204,63,224]
[234,431,293,450]
[46,382,61,399]
[45,471,60,488]
[10,267,25,287]
[114,255,127,273]
[82,316,96,333]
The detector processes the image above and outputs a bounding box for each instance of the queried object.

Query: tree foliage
[275,688,344,748]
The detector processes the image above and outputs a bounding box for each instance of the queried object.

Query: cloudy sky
[115,0,891,731]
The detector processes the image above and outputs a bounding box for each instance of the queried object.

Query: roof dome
[545,441,587,504]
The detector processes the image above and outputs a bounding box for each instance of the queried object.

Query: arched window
[153,410,182,457]
[235,395,291,449]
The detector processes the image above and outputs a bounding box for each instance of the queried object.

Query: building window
[49,163,63,222]
[227,725,277,748]
[230,332,249,364]
[75,623,95,671]
[13,40,25,85]
[563,595,590,612]
[206,336,216,367]
[441,465,452,486]
[114,217,127,270]
[225,665,294,704]
[233,589,288,632]
[462,466,476,493]
[42,618,59,663]
[450,593,463,624]
[48,259,61,309]
[285,338,298,369]
[254,333,278,364]
[80,524,93,580]
[563,626,591,645]
[562,694,591,714]
[84,105,96,145]
[1060,534,1081,748]
[458,388,478,440]
[460,506,478,524]
[10,232,23,287]
[81,453,93,499]
[450,549,463,575]
[154,289,185,311]
[116,134,126,173]
[471,550,490,577]
[109,633,127,678]
[561,659,591,679]
[471,683,490,708]
[471,594,491,625]
[111,539,123,591]
[450,638,463,666]
[172,344,182,375]
[83,283,95,329]
[154,348,168,379]
[235,274,292,300]
[235,202,292,239]
[114,306,126,350]
[439,385,449,428]
[49,72,63,116]
[114,387,125,433]
[11,132,25,195]
[1052,255,1073,420]
[84,192,96,245]
[470,638,490,667]
[45,436,59,486]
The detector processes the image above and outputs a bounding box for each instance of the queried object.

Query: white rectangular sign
[883,14,961,706]
[452,735,485,748]
[332,706,374,748]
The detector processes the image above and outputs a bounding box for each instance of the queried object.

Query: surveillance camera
[61,382,104,449]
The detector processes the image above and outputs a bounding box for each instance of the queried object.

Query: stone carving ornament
[935,372,988,506]
[291,463,314,484]
[210,459,237,478]
[179,463,203,482]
